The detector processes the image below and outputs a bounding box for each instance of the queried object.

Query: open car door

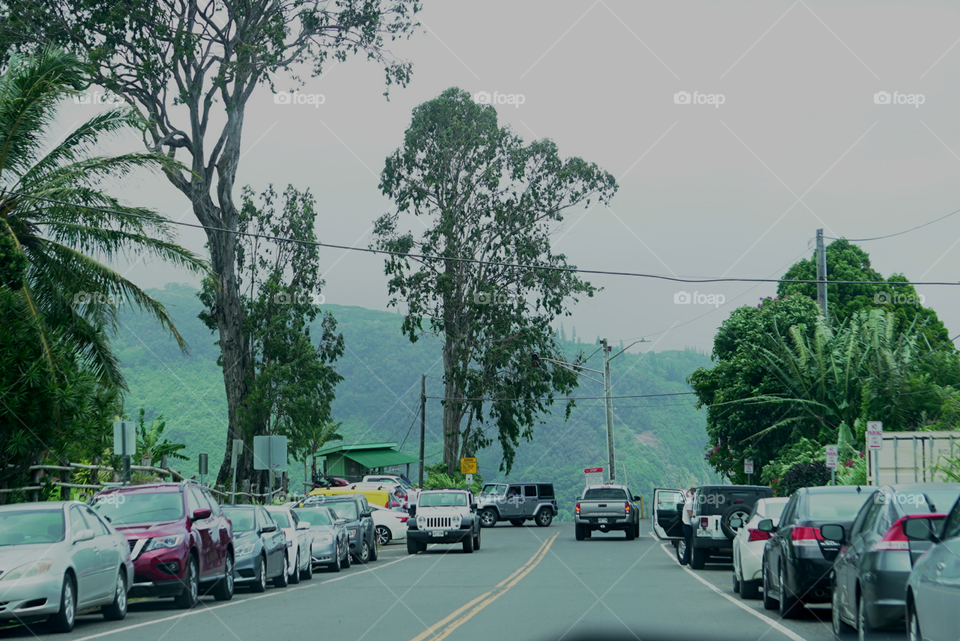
[652,488,685,540]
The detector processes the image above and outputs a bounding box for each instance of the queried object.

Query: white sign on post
[743,459,754,475]
[866,421,883,451]
[113,421,136,457]
[825,445,839,468]
[584,467,604,486]
[253,435,288,470]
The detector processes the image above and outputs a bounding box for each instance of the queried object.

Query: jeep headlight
[452,515,462,528]
[417,515,426,528]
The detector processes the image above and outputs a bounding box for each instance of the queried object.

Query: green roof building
[314,442,419,481]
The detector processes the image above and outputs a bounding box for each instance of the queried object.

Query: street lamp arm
[540,357,604,384]
[608,339,650,361]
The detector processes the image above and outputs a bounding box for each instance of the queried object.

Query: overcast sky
[57,0,960,356]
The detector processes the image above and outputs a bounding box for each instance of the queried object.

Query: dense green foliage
[113,284,716,518]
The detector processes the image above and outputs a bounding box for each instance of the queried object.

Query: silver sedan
[0,501,134,632]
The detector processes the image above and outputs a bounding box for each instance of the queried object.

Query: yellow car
[308,486,402,510]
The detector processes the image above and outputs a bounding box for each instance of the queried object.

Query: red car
[92,480,234,608]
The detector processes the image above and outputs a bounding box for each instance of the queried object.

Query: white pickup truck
[574,484,641,540]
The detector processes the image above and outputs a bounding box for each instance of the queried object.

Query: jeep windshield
[93,491,184,525]
[583,488,628,501]
[480,484,507,496]
[420,492,468,507]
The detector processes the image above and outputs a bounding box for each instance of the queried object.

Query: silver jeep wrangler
[476,482,557,528]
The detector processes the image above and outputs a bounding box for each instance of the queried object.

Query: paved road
[1,521,908,641]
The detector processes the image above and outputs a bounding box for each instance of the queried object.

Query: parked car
[407,489,481,554]
[290,505,351,572]
[477,482,557,528]
[575,485,640,540]
[264,506,314,583]
[732,497,789,599]
[904,492,960,641]
[221,506,288,592]
[363,474,419,503]
[92,480,234,608]
[0,502,133,632]
[760,485,877,618]
[825,483,960,638]
[300,494,377,564]
[370,504,409,545]
[690,485,774,569]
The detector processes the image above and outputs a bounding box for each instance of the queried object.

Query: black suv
[690,485,773,569]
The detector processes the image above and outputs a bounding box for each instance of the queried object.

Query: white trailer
[866,431,960,485]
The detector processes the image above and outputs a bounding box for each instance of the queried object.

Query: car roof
[696,485,770,491]
[0,501,72,512]
[799,485,876,494]
[99,483,183,494]
[222,504,256,510]
[880,483,960,492]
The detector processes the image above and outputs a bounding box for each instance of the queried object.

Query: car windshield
[765,502,787,521]
[93,491,184,525]
[584,488,628,501]
[327,502,359,520]
[222,508,256,532]
[0,510,64,545]
[896,488,960,515]
[806,493,872,520]
[420,492,467,507]
[481,484,507,496]
[293,508,332,526]
[270,511,291,528]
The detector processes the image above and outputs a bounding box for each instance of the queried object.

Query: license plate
[598,518,608,524]
[432,531,443,537]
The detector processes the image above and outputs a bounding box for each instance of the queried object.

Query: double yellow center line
[409,532,559,641]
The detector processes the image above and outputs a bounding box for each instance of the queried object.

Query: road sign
[866,421,883,451]
[198,453,209,476]
[253,435,288,470]
[825,445,839,468]
[465,474,473,485]
[460,457,477,475]
[743,459,754,475]
[113,421,136,457]
[584,467,604,486]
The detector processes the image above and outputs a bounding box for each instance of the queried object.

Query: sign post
[825,445,839,485]
[866,421,883,486]
[584,467,604,486]
[113,421,135,485]
[744,459,754,485]
[230,439,242,505]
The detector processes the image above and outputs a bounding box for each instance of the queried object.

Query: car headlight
[235,543,256,557]
[313,533,333,545]
[348,528,358,537]
[143,535,184,552]
[0,560,53,582]
[417,516,426,527]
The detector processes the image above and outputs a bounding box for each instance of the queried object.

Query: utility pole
[419,374,426,487]
[816,228,829,320]
[601,338,616,483]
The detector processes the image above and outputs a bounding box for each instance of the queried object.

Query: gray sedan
[222,506,288,592]
[0,501,133,633]
[291,506,350,572]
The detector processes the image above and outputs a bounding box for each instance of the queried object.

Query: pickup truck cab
[574,485,641,540]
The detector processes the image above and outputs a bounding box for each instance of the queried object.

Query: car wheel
[174,557,200,607]
[301,548,313,580]
[289,551,301,584]
[676,538,686,563]
[762,563,777,611]
[370,535,379,561]
[250,555,267,593]
[778,566,801,619]
[48,574,76,632]
[690,546,706,570]
[356,540,371,564]
[462,531,475,553]
[833,581,852,637]
[741,579,759,600]
[479,509,497,528]
[274,554,289,587]
[407,537,419,555]
[343,543,352,567]
[732,571,740,593]
[474,528,481,550]
[376,525,392,546]
[857,594,873,641]
[328,544,342,573]
[509,519,524,527]
[213,553,235,601]
[102,570,128,621]
[536,510,553,527]
[575,523,585,541]
[626,524,636,540]
[907,604,921,641]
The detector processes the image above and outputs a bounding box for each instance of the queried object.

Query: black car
[302,495,377,564]
[825,483,960,637]
[760,485,876,618]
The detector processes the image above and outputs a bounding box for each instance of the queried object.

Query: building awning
[342,449,419,469]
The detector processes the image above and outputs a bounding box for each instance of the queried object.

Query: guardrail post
[28,462,41,502]
[241,479,250,505]
[60,459,72,500]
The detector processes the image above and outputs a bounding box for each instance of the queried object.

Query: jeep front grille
[424,516,453,529]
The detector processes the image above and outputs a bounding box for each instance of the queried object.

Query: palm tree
[0,48,206,387]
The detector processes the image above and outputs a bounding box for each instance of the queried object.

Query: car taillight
[624,501,631,513]
[747,528,770,542]
[791,526,823,546]
[873,515,944,552]
[399,517,408,524]
[575,502,580,515]
[699,517,708,528]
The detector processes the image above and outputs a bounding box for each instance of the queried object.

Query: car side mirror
[360,511,372,519]
[73,528,95,544]
[757,519,775,533]
[192,508,212,521]
[633,496,641,502]
[820,524,845,543]
[296,522,311,530]
[904,517,939,542]
[335,519,347,525]
[261,524,277,533]
[470,503,478,511]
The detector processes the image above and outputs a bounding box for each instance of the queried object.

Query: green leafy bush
[778,461,831,497]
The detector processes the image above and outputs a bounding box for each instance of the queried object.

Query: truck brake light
[575,502,580,515]
[624,501,630,513]
[699,517,709,529]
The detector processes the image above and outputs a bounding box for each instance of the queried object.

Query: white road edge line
[653,536,810,641]
[72,553,414,641]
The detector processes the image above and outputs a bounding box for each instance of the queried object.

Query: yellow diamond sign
[460,457,477,475]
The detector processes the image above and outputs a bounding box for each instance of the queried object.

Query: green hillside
[114,283,718,518]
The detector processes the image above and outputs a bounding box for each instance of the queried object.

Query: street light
[533,337,648,483]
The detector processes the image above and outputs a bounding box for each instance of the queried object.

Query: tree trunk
[441,341,464,475]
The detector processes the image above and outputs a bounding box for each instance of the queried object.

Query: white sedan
[265,506,313,583]
[732,497,789,599]
[370,504,408,545]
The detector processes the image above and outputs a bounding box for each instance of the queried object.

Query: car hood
[416,507,468,515]
[0,544,63,572]
[234,530,258,541]
[111,520,184,540]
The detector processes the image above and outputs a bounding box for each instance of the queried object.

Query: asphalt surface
[1,521,908,641]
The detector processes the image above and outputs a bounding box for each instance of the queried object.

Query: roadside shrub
[778,461,831,496]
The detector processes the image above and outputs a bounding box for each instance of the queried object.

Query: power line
[14,192,960,287]
[825,206,960,242]
[424,392,696,402]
